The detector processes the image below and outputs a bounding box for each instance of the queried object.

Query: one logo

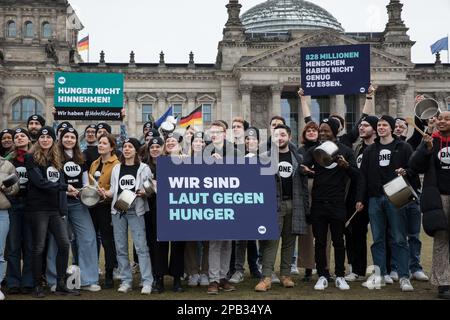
[47,166,60,182]
[357,154,363,169]
[278,161,293,178]
[32,115,38,120]
[42,129,48,135]
[63,161,81,178]
[16,166,28,185]
[119,175,136,190]
[379,149,391,167]
[258,226,267,235]
[152,138,158,144]
[360,87,366,93]
[249,130,255,135]
[58,76,66,85]
[438,148,450,165]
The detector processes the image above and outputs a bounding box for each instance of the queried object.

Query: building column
[126,92,137,137]
[186,92,197,114]
[334,94,346,118]
[239,84,252,123]
[270,84,282,119]
[215,91,222,126]
[395,85,408,118]
[44,87,54,125]
[387,86,398,117]
[157,92,167,119]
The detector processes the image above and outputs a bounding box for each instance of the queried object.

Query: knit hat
[37,126,56,141]
[60,127,79,142]
[165,132,183,143]
[13,128,31,140]
[143,122,154,132]
[0,129,15,141]
[191,131,205,144]
[27,114,45,127]
[379,115,396,133]
[56,121,73,133]
[148,137,164,148]
[145,129,160,139]
[85,124,97,133]
[96,122,112,134]
[320,118,340,137]
[123,138,141,152]
[245,127,260,140]
[360,115,379,132]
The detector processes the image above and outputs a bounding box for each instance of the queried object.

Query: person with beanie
[26,114,45,144]
[56,121,73,140]
[302,118,359,291]
[0,129,14,159]
[100,138,154,295]
[24,126,79,298]
[356,115,417,292]
[5,128,34,295]
[82,124,99,169]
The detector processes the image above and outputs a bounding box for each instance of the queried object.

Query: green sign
[54,72,124,108]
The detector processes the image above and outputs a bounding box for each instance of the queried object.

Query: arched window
[24,21,33,38]
[12,97,43,121]
[7,21,16,37]
[42,22,51,38]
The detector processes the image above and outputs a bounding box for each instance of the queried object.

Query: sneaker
[229,271,244,284]
[389,271,399,282]
[411,270,429,282]
[131,262,140,274]
[281,276,295,288]
[362,274,385,290]
[141,285,152,295]
[207,281,219,295]
[219,279,235,292]
[335,277,350,290]
[50,284,56,293]
[32,286,46,299]
[188,274,201,287]
[0,289,5,301]
[199,274,209,286]
[81,284,102,292]
[117,283,132,293]
[400,278,414,292]
[345,273,364,282]
[271,273,281,284]
[113,268,121,280]
[314,276,328,291]
[384,275,394,285]
[255,277,272,292]
[290,265,300,275]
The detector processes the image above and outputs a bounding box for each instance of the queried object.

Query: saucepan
[114,189,137,216]
[143,178,156,196]
[313,141,339,167]
[383,176,418,209]
[79,185,102,208]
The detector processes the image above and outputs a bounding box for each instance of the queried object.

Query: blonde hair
[31,140,63,170]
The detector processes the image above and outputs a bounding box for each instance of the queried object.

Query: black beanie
[56,121,73,133]
[320,118,340,137]
[165,132,183,143]
[395,117,408,127]
[143,122,154,133]
[27,114,45,127]
[37,126,56,141]
[0,129,15,141]
[85,124,97,133]
[245,127,260,140]
[361,115,379,132]
[60,127,79,142]
[96,123,112,134]
[145,129,160,139]
[191,131,205,144]
[148,137,164,148]
[13,128,31,140]
[123,138,141,152]
[379,115,396,133]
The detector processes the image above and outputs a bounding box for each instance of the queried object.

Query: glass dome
[241,0,344,34]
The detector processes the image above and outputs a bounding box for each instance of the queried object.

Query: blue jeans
[6,200,33,288]
[0,210,10,284]
[390,201,423,273]
[368,196,409,278]
[112,210,153,287]
[47,201,99,286]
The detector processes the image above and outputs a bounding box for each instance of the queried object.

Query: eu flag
[431,37,448,54]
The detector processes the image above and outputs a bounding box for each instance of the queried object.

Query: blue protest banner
[156,157,279,241]
[301,44,370,96]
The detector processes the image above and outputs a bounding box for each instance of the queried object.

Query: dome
[241,0,344,34]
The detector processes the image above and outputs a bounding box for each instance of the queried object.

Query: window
[172,104,183,121]
[344,95,358,133]
[42,22,51,38]
[24,21,33,38]
[7,21,16,37]
[281,92,299,143]
[12,97,43,121]
[202,103,212,126]
[311,96,330,123]
[142,104,153,122]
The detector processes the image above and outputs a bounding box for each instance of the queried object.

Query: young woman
[89,134,120,289]
[44,127,100,291]
[0,129,14,159]
[5,128,34,294]
[100,138,153,295]
[24,126,79,298]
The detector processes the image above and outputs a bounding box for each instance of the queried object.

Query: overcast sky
[69,0,450,64]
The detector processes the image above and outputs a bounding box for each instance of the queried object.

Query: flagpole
[448,34,449,64]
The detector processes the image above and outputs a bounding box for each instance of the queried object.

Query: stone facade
[1,0,449,141]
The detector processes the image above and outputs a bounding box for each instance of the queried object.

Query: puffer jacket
[0,157,19,209]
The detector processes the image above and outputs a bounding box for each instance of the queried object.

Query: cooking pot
[383,176,418,209]
[313,141,339,167]
[79,185,101,208]
[114,189,137,215]
[1,174,19,189]
[143,179,156,196]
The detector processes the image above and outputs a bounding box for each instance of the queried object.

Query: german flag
[77,35,89,52]
[179,106,202,128]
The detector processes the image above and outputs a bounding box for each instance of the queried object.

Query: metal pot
[79,186,101,208]
[143,179,156,196]
[114,189,137,215]
[1,174,19,189]
[383,176,418,209]
[414,98,441,120]
[313,141,339,167]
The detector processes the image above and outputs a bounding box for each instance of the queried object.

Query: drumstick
[406,118,428,137]
[345,210,359,228]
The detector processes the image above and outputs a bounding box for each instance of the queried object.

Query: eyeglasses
[210,130,224,135]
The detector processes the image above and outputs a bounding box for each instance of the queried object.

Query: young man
[82,124,98,169]
[357,115,417,292]
[303,118,359,291]
[255,124,309,292]
[26,114,45,144]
